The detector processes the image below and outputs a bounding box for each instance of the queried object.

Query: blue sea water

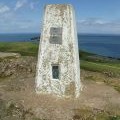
[0,33,39,42]
[79,34,120,58]
[0,33,120,58]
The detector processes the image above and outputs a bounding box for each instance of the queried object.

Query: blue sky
[0,0,120,34]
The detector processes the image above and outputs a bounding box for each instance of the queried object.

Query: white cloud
[77,18,120,34]
[78,18,107,26]
[14,0,27,11]
[0,1,40,33]
[0,4,10,14]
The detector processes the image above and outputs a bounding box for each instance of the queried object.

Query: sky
[0,0,120,34]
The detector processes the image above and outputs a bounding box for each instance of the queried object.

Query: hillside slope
[0,54,120,120]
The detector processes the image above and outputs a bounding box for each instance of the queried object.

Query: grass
[84,72,120,93]
[0,42,120,76]
[105,79,120,93]
[1,98,120,120]
[0,42,39,56]
[0,42,120,92]
[73,107,120,120]
[81,60,120,77]
[80,51,120,92]
[0,42,120,77]
[0,42,120,119]
[80,50,120,93]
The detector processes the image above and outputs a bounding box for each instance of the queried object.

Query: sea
[0,33,120,58]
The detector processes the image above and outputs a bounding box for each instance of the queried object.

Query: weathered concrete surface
[36,4,81,97]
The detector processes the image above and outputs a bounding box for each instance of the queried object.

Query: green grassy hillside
[0,42,38,56]
[0,42,120,77]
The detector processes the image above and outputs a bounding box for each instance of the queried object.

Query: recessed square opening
[52,65,59,79]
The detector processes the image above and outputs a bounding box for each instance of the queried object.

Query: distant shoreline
[0,41,119,60]
[0,33,120,58]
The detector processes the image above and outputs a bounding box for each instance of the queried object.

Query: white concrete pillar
[36,4,81,98]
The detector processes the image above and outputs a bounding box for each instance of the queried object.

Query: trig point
[36,4,81,97]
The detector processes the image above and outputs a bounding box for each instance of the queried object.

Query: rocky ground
[0,52,120,120]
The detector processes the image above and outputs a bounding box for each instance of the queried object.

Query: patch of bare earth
[0,54,120,120]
